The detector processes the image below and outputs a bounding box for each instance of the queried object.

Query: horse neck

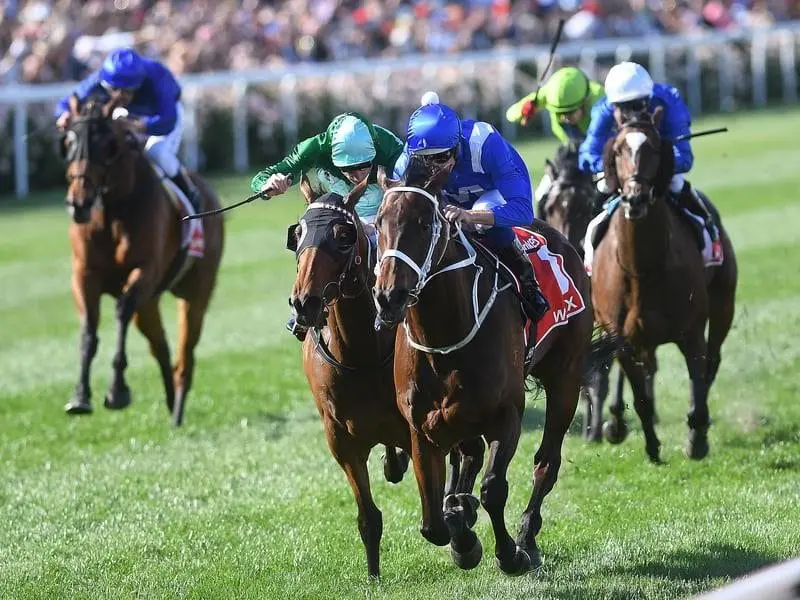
[326,241,391,357]
[613,196,671,274]
[404,237,485,352]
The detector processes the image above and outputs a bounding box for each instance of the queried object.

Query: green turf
[1,108,798,600]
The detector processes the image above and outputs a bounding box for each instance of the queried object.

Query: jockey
[55,48,201,213]
[578,61,721,253]
[393,92,549,325]
[505,67,605,216]
[250,112,404,340]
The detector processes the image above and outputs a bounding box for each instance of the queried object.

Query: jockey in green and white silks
[505,67,605,214]
[250,112,404,340]
[250,112,403,228]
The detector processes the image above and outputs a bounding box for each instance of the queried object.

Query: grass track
[1,108,798,599]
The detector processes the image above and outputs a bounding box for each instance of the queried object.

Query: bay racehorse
[373,157,602,573]
[287,173,411,579]
[61,96,224,426]
[588,106,737,461]
[540,143,629,442]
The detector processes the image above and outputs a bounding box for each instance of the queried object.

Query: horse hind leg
[133,300,175,411]
[583,360,611,442]
[172,296,209,427]
[517,373,580,569]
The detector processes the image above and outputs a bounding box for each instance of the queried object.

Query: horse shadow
[607,543,784,583]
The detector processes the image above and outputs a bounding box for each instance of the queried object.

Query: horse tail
[581,327,620,385]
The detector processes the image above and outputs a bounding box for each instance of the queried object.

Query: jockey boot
[173,168,202,214]
[286,315,308,342]
[673,181,719,245]
[498,239,549,323]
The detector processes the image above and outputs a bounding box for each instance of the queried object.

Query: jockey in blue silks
[55,47,201,212]
[393,92,549,323]
[578,62,721,258]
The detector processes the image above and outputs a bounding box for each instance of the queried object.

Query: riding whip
[673,127,729,142]
[183,190,265,221]
[531,18,566,105]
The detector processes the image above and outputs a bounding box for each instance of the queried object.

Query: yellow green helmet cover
[543,67,591,114]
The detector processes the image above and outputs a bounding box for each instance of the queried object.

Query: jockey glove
[520,100,537,127]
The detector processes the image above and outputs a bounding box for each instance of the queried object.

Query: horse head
[543,143,595,253]
[373,156,452,328]
[288,170,373,331]
[62,94,138,224]
[603,106,674,220]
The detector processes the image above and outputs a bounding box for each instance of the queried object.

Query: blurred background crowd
[2,0,797,84]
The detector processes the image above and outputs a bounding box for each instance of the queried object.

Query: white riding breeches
[669,174,685,193]
[144,102,184,178]
[534,172,553,205]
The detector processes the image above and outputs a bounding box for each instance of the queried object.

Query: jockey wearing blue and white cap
[55,48,201,212]
[578,62,720,254]
[393,91,549,323]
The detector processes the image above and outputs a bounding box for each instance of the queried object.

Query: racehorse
[540,143,596,254]
[588,106,737,462]
[540,143,628,442]
[373,157,599,573]
[287,173,413,579]
[61,95,224,426]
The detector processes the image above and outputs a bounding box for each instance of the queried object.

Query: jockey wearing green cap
[506,67,605,214]
[250,112,403,341]
[251,112,403,222]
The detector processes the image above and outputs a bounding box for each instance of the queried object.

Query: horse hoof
[451,537,483,570]
[585,429,603,443]
[64,399,93,415]
[456,494,480,528]
[420,522,450,547]
[603,420,628,444]
[104,386,132,410]
[646,441,662,464]
[686,433,709,460]
[497,546,533,576]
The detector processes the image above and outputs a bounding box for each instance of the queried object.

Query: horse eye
[334,224,356,245]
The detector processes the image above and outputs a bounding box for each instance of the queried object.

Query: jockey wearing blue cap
[578,62,721,257]
[393,92,549,323]
[55,47,200,212]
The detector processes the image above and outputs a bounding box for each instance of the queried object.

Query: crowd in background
[1,0,798,84]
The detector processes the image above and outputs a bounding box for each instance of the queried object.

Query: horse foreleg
[618,349,661,462]
[65,269,101,414]
[326,421,383,579]
[517,374,580,568]
[105,268,145,410]
[679,333,711,460]
[133,300,175,412]
[172,297,209,427]
[408,428,450,548]
[482,409,530,576]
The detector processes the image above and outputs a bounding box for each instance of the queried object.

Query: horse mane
[602,138,620,193]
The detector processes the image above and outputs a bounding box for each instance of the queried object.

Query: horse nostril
[376,288,409,312]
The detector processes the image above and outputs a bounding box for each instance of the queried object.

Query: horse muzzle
[65,199,92,224]
[373,287,410,329]
[290,294,327,330]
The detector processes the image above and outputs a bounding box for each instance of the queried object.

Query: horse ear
[68,94,80,117]
[544,158,557,181]
[299,173,316,205]
[602,137,620,193]
[652,105,664,129]
[342,165,374,210]
[377,165,400,190]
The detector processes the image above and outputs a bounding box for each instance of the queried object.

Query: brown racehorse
[61,96,224,426]
[540,144,629,442]
[373,157,598,573]
[588,106,737,462]
[287,173,413,579]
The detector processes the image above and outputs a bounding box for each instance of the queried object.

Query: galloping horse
[287,173,412,579]
[588,106,737,461]
[373,158,598,573]
[61,96,224,426]
[540,143,596,254]
[540,144,628,442]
